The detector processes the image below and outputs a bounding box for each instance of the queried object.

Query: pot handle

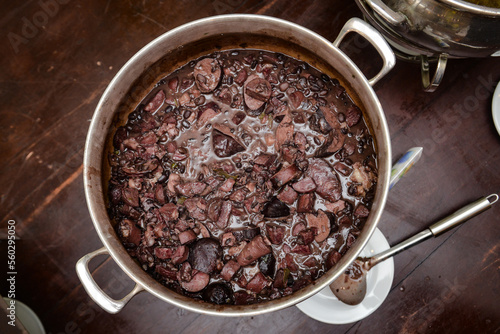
[364,0,407,26]
[421,54,448,92]
[333,18,396,86]
[76,247,144,314]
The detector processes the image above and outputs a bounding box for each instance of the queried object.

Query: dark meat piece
[298,228,315,245]
[159,203,179,221]
[296,193,315,213]
[232,111,246,125]
[221,260,241,281]
[284,253,298,272]
[271,164,301,188]
[254,153,277,167]
[154,184,165,205]
[234,69,248,86]
[207,199,222,222]
[203,283,234,305]
[221,232,236,247]
[306,210,330,243]
[317,129,345,157]
[184,197,207,220]
[306,158,342,202]
[194,58,221,93]
[354,204,370,218]
[334,162,352,176]
[247,272,269,293]
[244,76,272,110]
[292,177,316,193]
[266,224,286,245]
[122,187,139,207]
[156,265,178,280]
[144,90,165,112]
[325,250,342,270]
[175,182,207,197]
[234,291,255,305]
[117,219,141,246]
[188,238,222,274]
[277,185,298,205]
[262,197,290,218]
[275,117,294,152]
[197,106,219,127]
[291,244,312,255]
[216,201,232,229]
[172,245,189,264]
[237,235,272,266]
[273,269,290,289]
[345,105,362,127]
[258,253,276,277]
[289,91,304,109]
[179,230,197,245]
[213,130,246,158]
[232,227,261,242]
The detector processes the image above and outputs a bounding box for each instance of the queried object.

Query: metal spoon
[330,194,498,305]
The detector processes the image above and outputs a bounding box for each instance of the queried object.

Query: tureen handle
[76,247,144,314]
[333,18,396,86]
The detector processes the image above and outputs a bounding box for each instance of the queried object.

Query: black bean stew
[107,50,377,305]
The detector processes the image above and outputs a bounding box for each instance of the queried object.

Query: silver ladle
[330,193,499,305]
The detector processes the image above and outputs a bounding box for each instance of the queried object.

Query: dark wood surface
[1,1,499,333]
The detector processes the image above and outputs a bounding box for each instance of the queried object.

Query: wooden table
[1,1,499,333]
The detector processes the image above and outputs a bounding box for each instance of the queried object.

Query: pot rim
[442,0,500,16]
[83,14,392,316]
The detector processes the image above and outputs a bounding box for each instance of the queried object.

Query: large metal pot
[356,0,500,91]
[76,15,394,316]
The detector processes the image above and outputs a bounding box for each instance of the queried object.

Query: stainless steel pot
[356,0,500,91]
[76,15,394,316]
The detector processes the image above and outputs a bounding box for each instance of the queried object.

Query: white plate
[296,228,394,324]
[492,81,500,136]
[3,298,46,334]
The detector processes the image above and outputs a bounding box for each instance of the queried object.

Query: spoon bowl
[330,194,498,305]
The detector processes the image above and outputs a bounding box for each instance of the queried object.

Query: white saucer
[492,81,500,136]
[296,228,394,324]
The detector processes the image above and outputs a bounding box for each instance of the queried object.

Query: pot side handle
[76,247,144,314]
[333,18,396,86]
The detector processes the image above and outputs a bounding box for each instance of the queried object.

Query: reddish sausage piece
[221,260,241,281]
[244,76,272,110]
[306,158,342,202]
[194,58,222,93]
[277,185,298,205]
[237,235,272,266]
[181,271,210,292]
[246,272,269,293]
[179,230,197,245]
[266,224,286,245]
[292,177,316,193]
[271,164,302,188]
[297,193,315,213]
[144,90,165,112]
[306,210,330,243]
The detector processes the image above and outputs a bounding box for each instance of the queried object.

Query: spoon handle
[368,194,498,268]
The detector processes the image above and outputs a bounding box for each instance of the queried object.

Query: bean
[337,112,345,122]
